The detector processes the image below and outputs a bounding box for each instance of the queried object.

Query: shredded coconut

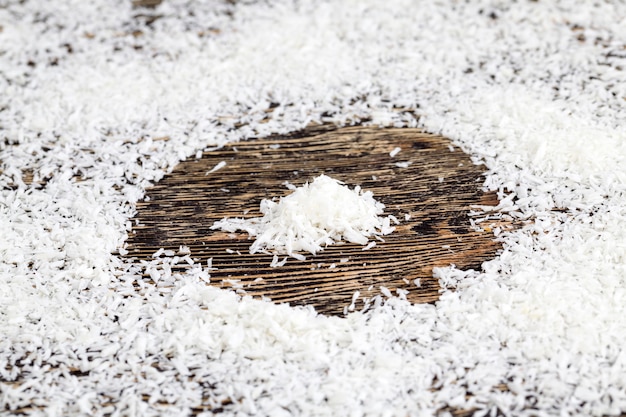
[206,160,227,175]
[2,0,626,416]
[211,174,395,259]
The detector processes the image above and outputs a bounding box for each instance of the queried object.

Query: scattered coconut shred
[2,1,626,417]
[211,175,395,262]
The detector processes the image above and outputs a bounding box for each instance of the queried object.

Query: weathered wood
[126,124,510,315]
[132,0,163,8]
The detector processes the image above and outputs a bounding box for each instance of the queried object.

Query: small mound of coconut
[211,174,397,260]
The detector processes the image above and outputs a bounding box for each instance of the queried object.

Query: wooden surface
[126,124,509,315]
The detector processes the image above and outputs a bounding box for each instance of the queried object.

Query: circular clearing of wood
[126,125,508,315]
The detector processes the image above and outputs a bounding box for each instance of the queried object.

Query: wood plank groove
[125,124,513,315]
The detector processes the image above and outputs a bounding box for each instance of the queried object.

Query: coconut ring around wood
[126,124,510,315]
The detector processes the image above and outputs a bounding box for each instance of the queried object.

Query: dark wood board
[126,124,509,315]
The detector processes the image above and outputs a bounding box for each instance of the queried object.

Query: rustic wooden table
[127,124,509,316]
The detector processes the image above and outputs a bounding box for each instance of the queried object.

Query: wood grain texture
[126,124,510,315]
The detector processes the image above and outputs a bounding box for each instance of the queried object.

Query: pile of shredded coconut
[211,174,395,260]
[2,1,626,416]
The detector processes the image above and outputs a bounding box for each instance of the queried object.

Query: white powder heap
[2,1,626,416]
[212,174,395,259]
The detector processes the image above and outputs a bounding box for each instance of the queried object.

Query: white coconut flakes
[1,1,626,416]
[211,174,395,260]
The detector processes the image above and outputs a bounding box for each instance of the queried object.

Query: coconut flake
[206,161,227,175]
